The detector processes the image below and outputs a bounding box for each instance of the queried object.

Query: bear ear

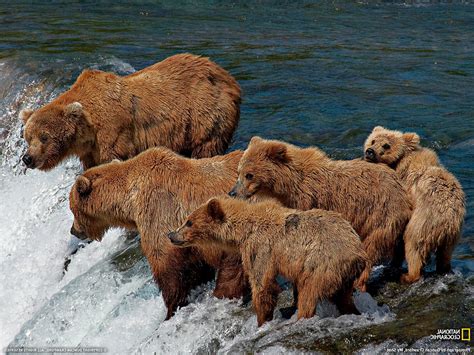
[402,132,420,147]
[250,136,263,145]
[207,198,225,221]
[20,109,34,125]
[266,142,288,163]
[65,102,84,118]
[372,126,384,133]
[76,176,92,197]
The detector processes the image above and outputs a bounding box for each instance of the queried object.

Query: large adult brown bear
[20,53,241,170]
[69,148,249,319]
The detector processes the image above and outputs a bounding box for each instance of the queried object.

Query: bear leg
[356,227,395,292]
[79,153,98,170]
[401,238,424,284]
[159,276,190,320]
[354,264,371,292]
[252,288,278,327]
[390,236,406,269]
[155,252,215,320]
[213,254,249,299]
[243,248,279,326]
[248,270,278,326]
[334,286,359,315]
[436,240,455,275]
[296,279,318,319]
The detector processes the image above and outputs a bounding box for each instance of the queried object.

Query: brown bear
[21,53,241,170]
[168,197,368,326]
[69,147,247,319]
[230,136,412,292]
[364,126,465,284]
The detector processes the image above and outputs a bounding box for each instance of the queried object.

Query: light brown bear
[230,136,413,292]
[168,197,368,326]
[21,53,241,170]
[69,147,248,320]
[364,126,465,284]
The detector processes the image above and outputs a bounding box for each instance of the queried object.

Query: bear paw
[400,273,421,285]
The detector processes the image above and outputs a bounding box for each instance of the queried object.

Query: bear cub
[169,197,367,326]
[364,126,465,284]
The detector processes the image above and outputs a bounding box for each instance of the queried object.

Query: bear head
[21,102,92,170]
[168,198,226,248]
[364,126,420,166]
[69,161,135,241]
[228,136,291,199]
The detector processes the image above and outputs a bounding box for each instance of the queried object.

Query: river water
[0,2,472,354]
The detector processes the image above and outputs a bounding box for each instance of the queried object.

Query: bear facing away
[69,147,247,319]
[230,136,413,291]
[364,126,465,284]
[21,53,241,170]
[168,197,367,326]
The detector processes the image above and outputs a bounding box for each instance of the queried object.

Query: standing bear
[230,136,412,292]
[21,53,241,170]
[69,147,248,319]
[364,126,465,284]
[168,197,368,326]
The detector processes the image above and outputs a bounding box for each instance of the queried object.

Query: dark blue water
[0,2,473,352]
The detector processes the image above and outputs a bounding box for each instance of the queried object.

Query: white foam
[0,165,71,348]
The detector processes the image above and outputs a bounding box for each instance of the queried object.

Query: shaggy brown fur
[21,53,241,170]
[169,197,367,326]
[231,136,412,291]
[364,126,465,284]
[69,148,247,319]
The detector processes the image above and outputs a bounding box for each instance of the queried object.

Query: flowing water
[0,2,473,354]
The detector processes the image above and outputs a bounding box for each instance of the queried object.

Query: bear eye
[245,173,254,180]
[382,143,391,150]
[371,140,375,145]
[40,134,48,144]
[185,220,193,227]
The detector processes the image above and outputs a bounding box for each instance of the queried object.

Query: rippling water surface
[0,2,472,353]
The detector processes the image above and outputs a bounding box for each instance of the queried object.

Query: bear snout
[168,231,185,246]
[228,186,237,197]
[229,181,254,199]
[229,180,244,198]
[365,148,376,162]
[22,153,35,168]
[70,225,88,240]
